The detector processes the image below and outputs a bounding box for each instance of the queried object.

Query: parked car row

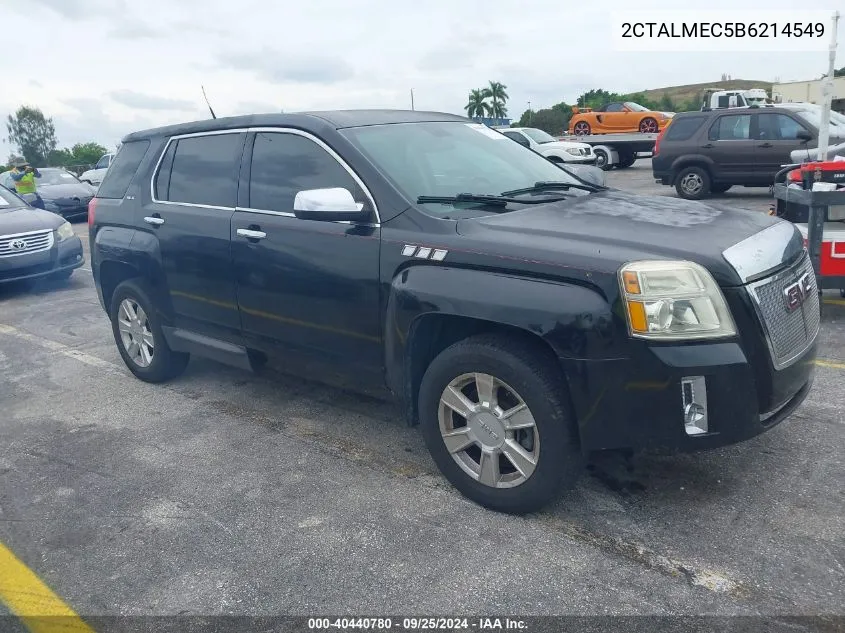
[0,167,97,220]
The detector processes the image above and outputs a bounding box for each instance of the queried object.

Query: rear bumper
[563,335,816,454]
[0,236,84,284]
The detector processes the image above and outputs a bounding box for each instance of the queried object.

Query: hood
[0,206,65,233]
[542,140,590,150]
[38,182,96,201]
[455,190,802,287]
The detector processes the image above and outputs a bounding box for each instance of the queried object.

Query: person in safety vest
[9,156,45,209]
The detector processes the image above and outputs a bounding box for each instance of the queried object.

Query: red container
[796,223,845,277]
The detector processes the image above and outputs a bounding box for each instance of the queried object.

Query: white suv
[79,152,115,186]
[499,127,596,165]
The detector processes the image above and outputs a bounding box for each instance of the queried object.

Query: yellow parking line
[815,359,845,370]
[0,541,94,633]
[823,298,845,307]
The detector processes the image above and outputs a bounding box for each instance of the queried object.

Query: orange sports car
[569,102,673,136]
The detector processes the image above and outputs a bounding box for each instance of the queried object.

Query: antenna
[201,85,217,119]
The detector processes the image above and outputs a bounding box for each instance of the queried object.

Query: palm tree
[465,89,491,119]
[486,81,509,122]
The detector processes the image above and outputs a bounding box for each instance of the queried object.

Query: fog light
[681,376,708,436]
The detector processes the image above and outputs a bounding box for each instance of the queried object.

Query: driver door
[598,103,625,131]
[230,130,383,388]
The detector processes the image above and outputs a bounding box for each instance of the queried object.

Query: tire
[674,166,711,200]
[572,121,591,136]
[109,279,189,383]
[616,152,636,169]
[639,117,659,134]
[711,183,732,194]
[593,148,612,171]
[418,334,583,514]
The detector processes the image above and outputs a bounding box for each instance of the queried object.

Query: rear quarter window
[96,141,150,199]
[664,116,707,141]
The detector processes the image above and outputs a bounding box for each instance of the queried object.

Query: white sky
[1,0,842,157]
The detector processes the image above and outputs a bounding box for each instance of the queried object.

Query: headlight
[566,148,582,156]
[619,260,736,340]
[56,221,74,241]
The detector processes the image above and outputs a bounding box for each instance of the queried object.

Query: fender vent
[402,245,447,261]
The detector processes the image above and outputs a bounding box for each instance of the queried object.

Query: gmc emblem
[783,272,813,312]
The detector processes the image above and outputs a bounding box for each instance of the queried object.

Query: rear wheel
[616,151,636,168]
[639,117,659,133]
[418,334,583,514]
[593,148,611,171]
[573,121,591,136]
[110,279,189,383]
[675,166,711,200]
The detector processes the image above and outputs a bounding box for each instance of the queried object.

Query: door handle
[143,216,164,226]
[701,143,714,148]
[758,142,773,148]
[237,228,266,240]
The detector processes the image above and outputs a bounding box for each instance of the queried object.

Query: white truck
[701,88,773,110]
[78,152,115,186]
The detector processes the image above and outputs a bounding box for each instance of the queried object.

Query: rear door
[700,112,756,183]
[143,131,246,342]
[754,112,813,179]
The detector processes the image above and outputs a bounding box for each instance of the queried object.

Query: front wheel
[639,117,658,133]
[418,334,583,514]
[110,279,189,383]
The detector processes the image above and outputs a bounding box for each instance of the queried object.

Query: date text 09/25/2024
[308,617,528,630]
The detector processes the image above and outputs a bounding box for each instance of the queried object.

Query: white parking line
[0,324,122,372]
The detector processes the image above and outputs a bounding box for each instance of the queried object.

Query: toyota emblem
[10,239,27,250]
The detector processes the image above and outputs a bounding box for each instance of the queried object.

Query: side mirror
[293,187,369,222]
[796,130,812,143]
[561,164,607,188]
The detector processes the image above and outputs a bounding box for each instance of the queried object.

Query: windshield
[790,106,845,130]
[625,102,650,112]
[38,169,83,185]
[520,128,558,144]
[340,121,585,215]
[0,185,27,208]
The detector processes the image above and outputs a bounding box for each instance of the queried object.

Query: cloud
[109,22,161,40]
[235,101,283,115]
[29,0,127,19]
[221,49,355,84]
[109,90,196,111]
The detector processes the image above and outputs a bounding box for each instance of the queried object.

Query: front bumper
[564,155,597,165]
[0,236,84,284]
[564,328,817,454]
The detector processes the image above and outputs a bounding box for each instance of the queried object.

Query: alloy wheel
[438,372,540,489]
[117,298,154,367]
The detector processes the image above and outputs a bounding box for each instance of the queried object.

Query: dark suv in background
[653,106,845,200]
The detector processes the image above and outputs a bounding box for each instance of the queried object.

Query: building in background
[773,77,845,113]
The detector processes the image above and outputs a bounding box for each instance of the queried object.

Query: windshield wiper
[416,192,571,207]
[501,180,605,196]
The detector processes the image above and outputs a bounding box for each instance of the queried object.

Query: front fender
[384,265,621,395]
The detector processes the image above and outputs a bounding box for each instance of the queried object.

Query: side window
[605,103,624,112]
[154,140,177,200]
[165,133,245,207]
[502,131,529,146]
[95,155,110,169]
[664,116,706,141]
[767,114,807,140]
[708,114,751,141]
[96,141,150,199]
[248,132,364,213]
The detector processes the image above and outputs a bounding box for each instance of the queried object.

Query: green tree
[486,81,509,121]
[659,91,675,112]
[465,89,491,118]
[6,105,58,166]
[69,142,108,165]
[834,66,845,77]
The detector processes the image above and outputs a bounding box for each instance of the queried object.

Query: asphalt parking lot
[1,159,844,624]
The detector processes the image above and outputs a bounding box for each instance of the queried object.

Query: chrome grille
[0,229,54,258]
[747,253,820,370]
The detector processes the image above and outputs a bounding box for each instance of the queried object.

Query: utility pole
[817,11,839,161]
[410,89,415,111]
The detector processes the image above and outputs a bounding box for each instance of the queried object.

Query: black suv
[90,110,819,514]
[652,106,845,200]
